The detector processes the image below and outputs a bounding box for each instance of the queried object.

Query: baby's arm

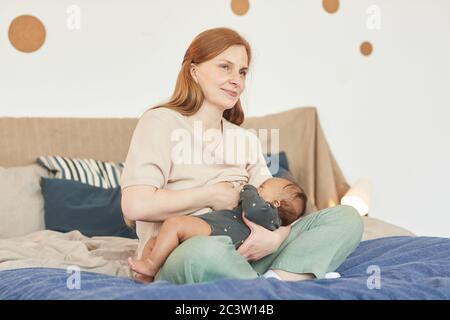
[239,185,281,230]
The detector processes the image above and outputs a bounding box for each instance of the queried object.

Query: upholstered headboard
[0,117,138,167]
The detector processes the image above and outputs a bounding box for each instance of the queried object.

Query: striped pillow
[37,156,124,189]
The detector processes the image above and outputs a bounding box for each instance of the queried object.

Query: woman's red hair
[151,27,251,126]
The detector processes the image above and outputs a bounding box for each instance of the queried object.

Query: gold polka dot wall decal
[323,0,340,14]
[231,0,250,16]
[360,41,373,56]
[8,15,46,53]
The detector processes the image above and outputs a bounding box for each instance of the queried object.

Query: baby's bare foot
[133,272,154,283]
[128,257,158,278]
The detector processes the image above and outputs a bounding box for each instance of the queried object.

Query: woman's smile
[221,88,238,98]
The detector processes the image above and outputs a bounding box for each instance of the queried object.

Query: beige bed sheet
[0,230,137,277]
[362,216,415,240]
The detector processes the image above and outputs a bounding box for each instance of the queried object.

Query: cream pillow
[0,164,50,238]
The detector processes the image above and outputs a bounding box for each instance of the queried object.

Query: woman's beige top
[120,107,272,257]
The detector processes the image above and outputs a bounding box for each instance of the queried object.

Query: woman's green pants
[154,205,364,284]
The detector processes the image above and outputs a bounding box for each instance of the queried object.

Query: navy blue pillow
[264,151,291,177]
[40,178,137,239]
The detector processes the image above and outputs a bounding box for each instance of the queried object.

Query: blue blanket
[1,236,449,299]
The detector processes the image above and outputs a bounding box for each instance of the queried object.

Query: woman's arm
[122,185,210,222]
[122,182,241,222]
[273,224,291,244]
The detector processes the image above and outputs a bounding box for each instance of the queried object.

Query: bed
[1,107,448,300]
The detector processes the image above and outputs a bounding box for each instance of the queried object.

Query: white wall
[1,0,449,237]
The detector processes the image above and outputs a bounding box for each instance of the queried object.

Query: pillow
[38,154,287,185]
[0,164,50,238]
[37,156,124,189]
[264,151,295,181]
[40,178,137,239]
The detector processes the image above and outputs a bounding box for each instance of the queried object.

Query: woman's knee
[182,235,231,261]
[165,235,220,266]
[156,235,235,284]
[315,205,363,237]
[332,205,364,239]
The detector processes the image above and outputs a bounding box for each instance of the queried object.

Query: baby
[128,177,308,282]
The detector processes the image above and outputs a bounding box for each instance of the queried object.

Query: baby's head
[258,177,308,226]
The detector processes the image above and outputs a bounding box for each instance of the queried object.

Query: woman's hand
[237,213,291,262]
[208,182,242,211]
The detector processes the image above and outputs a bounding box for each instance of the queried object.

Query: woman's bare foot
[128,257,158,279]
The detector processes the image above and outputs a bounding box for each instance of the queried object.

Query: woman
[120,27,363,284]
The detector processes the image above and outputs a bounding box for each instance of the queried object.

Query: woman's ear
[190,63,199,83]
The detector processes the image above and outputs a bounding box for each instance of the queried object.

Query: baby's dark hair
[277,181,308,226]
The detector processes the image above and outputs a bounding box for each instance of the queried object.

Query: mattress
[1,236,449,300]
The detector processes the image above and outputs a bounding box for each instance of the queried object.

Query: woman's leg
[251,205,364,280]
[154,205,363,284]
[154,235,259,284]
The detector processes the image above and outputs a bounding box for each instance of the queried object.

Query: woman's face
[190,45,249,111]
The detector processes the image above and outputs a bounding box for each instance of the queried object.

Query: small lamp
[341,178,372,216]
